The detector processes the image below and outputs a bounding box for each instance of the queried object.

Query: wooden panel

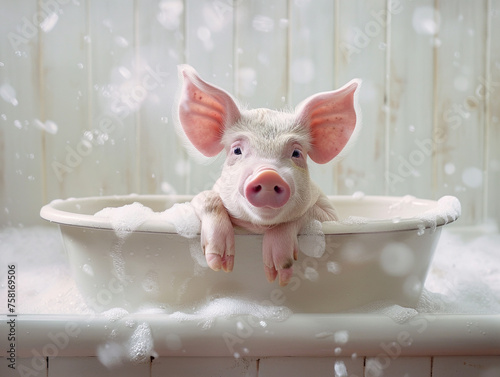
[432,356,500,377]
[386,0,435,198]
[365,356,431,377]
[289,0,337,195]
[335,0,389,196]
[486,0,500,226]
[41,1,91,201]
[152,357,257,377]
[49,356,149,377]
[0,357,44,377]
[235,0,288,109]
[135,0,187,195]
[184,0,236,195]
[288,0,335,107]
[88,0,138,196]
[0,1,44,226]
[259,357,364,377]
[433,0,488,225]
[1,0,499,227]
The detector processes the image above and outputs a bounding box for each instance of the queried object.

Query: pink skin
[177,65,360,286]
[244,169,291,209]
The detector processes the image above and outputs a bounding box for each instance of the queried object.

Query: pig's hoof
[278,266,294,286]
[205,252,234,272]
[206,253,222,271]
[264,261,294,286]
[264,265,278,283]
[223,255,234,272]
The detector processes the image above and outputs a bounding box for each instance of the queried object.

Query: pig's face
[177,64,360,227]
[218,108,313,226]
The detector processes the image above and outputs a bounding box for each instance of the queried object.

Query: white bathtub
[6,198,500,377]
[40,194,460,314]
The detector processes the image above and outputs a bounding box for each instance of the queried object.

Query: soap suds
[94,201,201,238]
[95,201,206,276]
[353,301,419,324]
[127,322,158,363]
[170,297,292,330]
[417,196,462,232]
[96,321,157,368]
[155,202,200,238]
[95,202,154,238]
[1,222,498,315]
[298,220,326,258]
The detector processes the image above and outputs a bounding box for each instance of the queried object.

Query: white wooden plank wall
[0,0,499,227]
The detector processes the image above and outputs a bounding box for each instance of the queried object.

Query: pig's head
[177,65,361,226]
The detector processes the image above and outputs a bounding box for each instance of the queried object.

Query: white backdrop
[1,0,499,227]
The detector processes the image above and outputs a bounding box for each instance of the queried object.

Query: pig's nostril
[245,170,291,209]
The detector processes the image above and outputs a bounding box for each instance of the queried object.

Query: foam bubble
[444,162,456,175]
[298,220,325,258]
[238,67,257,97]
[157,0,184,30]
[102,307,129,322]
[0,84,18,106]
[412,6,440,35]
[334,360,348,377]
[417,196,461,232]
[355,302,418,324]
[128,322,158,363]
[188,238,208,274]
[142,271,160,294]
[338,216,369,225]
[327,261,341,274]
[252,15,274,32]
[304,266,319,282]
[462,167,483,188]
[95,202,154,238]
[365,358,384,377]
[95,201,201,239]
[97,341,126,368]
[291,58,315,84]
[352,191,365,199]
[340,241,370,264]
[157,202,201,238]
[379,242,415,277]
[33,118,58,134]
[170,297,292,329]
[334,330,349,344]
[82,263,94,276]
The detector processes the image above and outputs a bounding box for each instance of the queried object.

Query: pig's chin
[236,200,298,227]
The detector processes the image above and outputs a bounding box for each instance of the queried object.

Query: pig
[176,65,361,286]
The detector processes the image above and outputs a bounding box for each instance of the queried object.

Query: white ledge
[10,313,500,358]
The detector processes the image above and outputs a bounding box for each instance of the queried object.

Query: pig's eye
[233,147,242,155]
[291,149,301,158]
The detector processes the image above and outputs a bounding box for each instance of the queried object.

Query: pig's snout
[244,169,291,209]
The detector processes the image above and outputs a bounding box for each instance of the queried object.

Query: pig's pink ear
[178,65,241,157]
[296,79,361,164]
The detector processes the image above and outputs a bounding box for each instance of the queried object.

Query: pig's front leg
[262,194,338,286]
[191,191,235,272]
[262,220,301,286]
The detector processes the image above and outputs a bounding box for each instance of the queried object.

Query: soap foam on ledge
[417,195,462,232]
[94,201,201,238]
[170,297,293,330]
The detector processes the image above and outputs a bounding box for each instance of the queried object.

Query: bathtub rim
[40,194,460,235]
[12,313,500,358]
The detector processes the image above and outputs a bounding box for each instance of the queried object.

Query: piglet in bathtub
[176,65,361,286]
